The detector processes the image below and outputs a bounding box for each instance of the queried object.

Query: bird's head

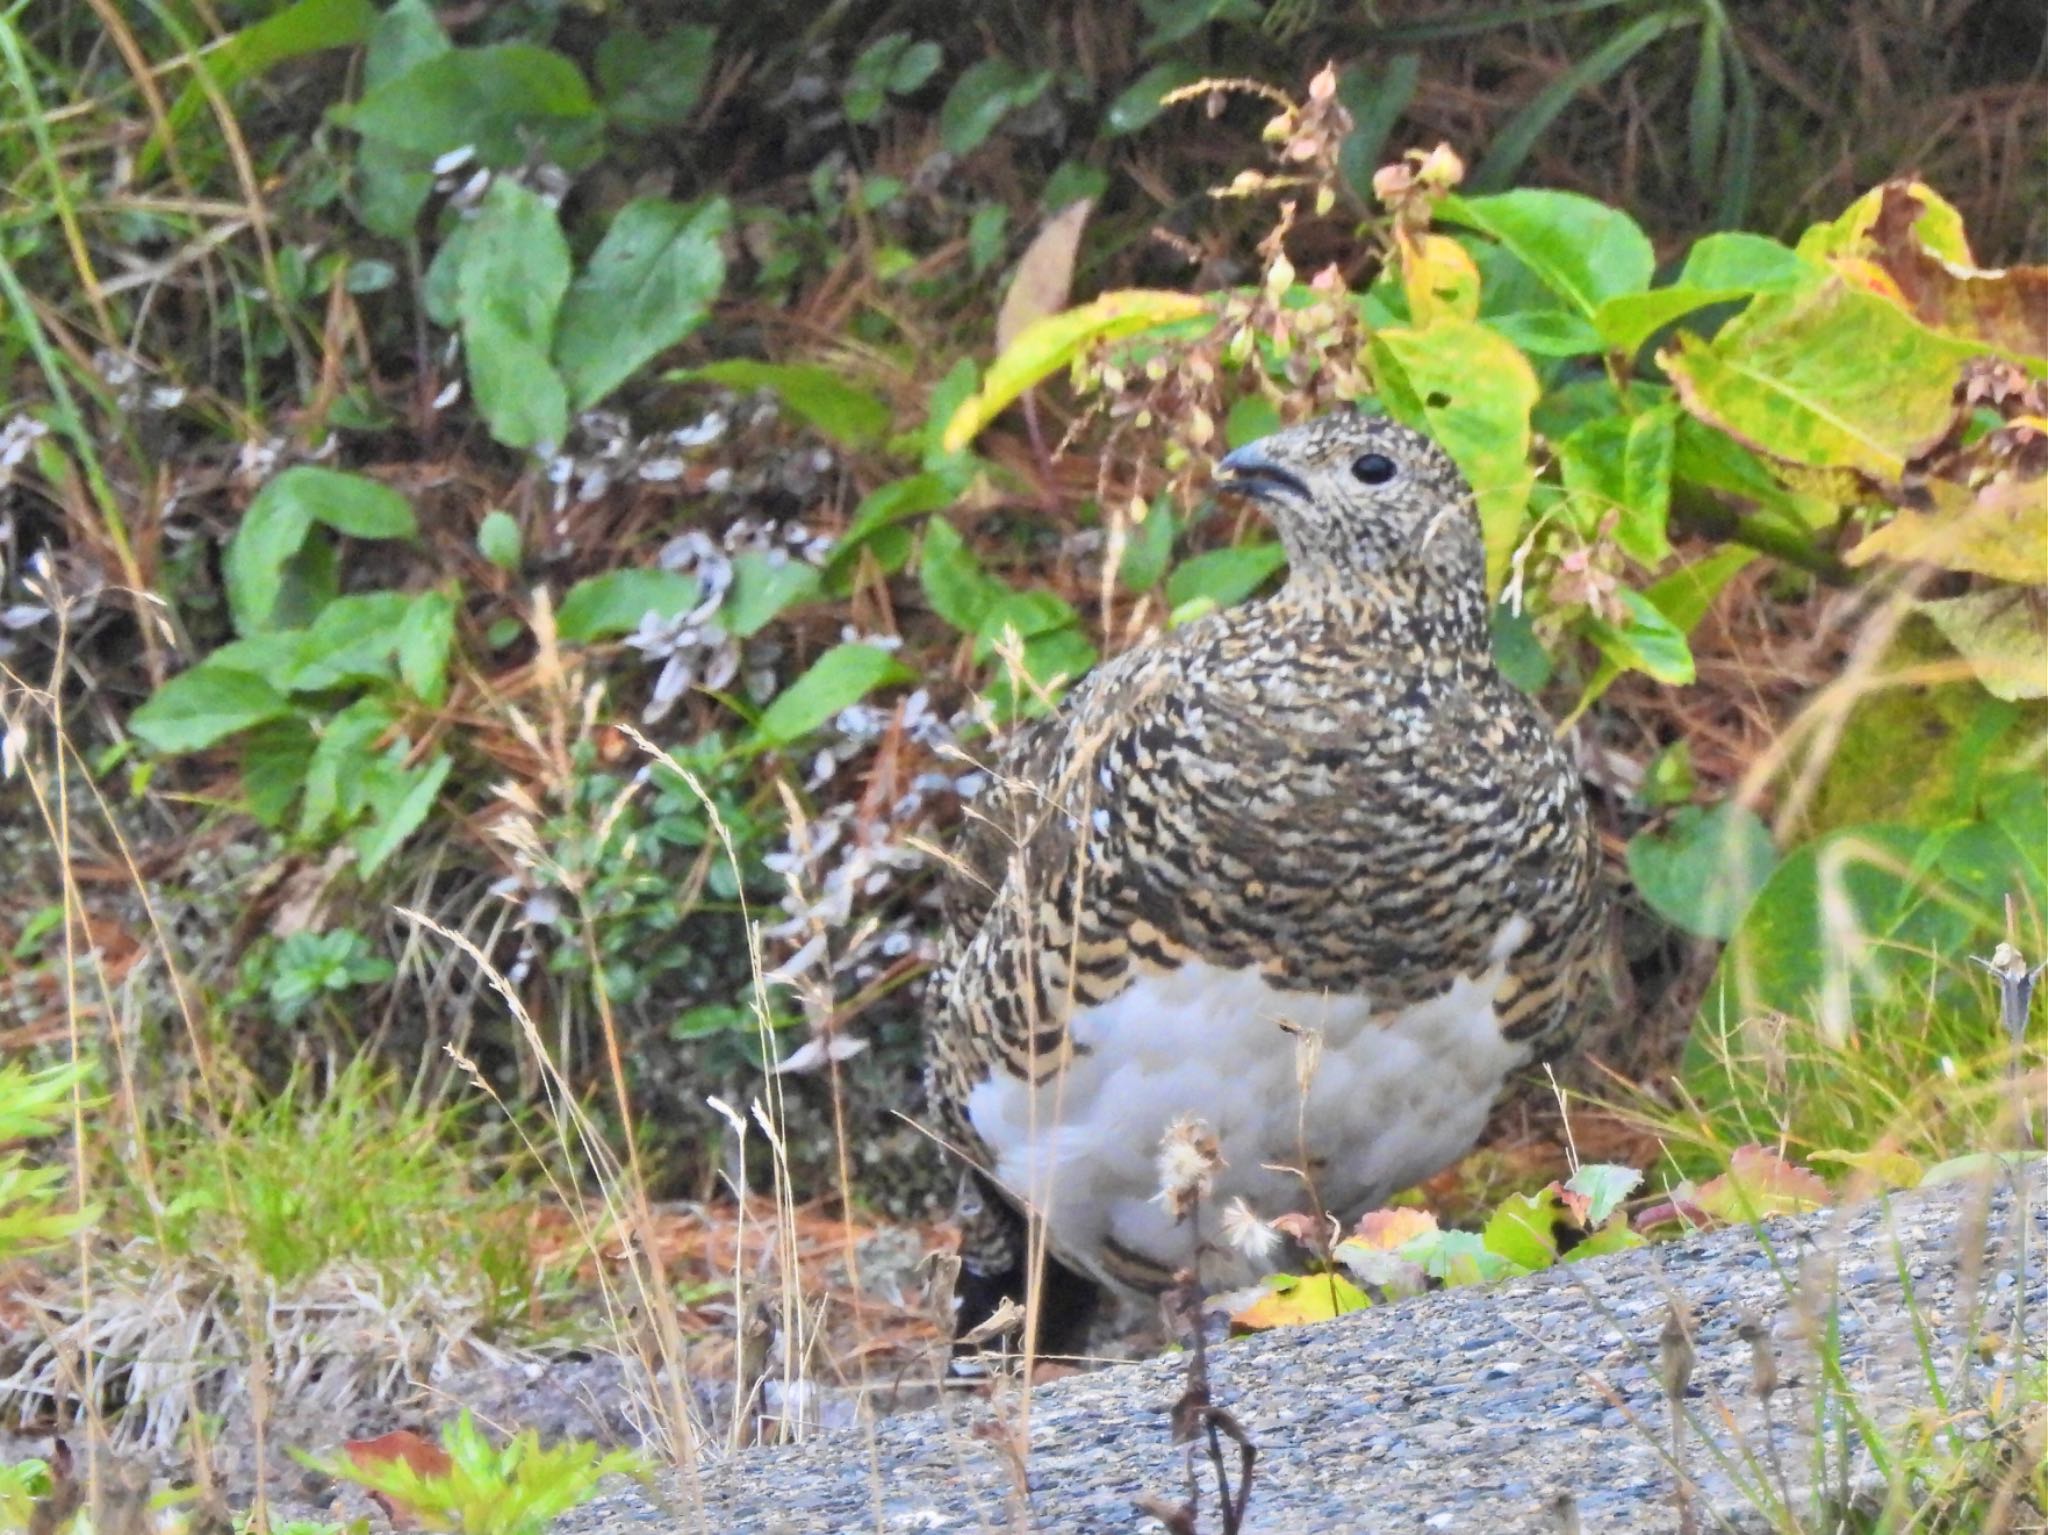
[1213,409,1489,643]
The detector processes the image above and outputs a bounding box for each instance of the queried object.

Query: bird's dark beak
[1214,439,1310,504]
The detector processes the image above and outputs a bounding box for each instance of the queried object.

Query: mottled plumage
[929,410,1605,1346]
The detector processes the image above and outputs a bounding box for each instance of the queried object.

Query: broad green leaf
[225,469,414,635]
[477,511,521,571]
[1140,0,1260,49]
[682,360,890,447]
[1585,588,1696,685]
[457,180,572,451]
[397,590,457,704]
[300,697,395,840]
[353,0,450,237]
[719,554,821,638]
[353,751,453,875]
[1439,189,1656,318]
[974,589,1082,658]
[937,58,1052,153]
[333,42,602,168]
[594,24,715,133]
[1397,1228,1524,1286]
[556,569,701,643]
[1481,1186,1571,1270]
[130,665,292,753]
[555,197,729,409]
[1590,233,1817,356]
[146,0,375,177]
[1626,801,1778,940]
[1558,405,1676,566]
[284,592,411,691]
[1489,604,1552,693]
[1164,543,1286,611]
[1487,310,1604,357]
[242,719,317,826]
[919,519,1010,633]
[826,469,968,580]
[845,34,942,123]
[1662,278,1982,483]
[1566,1164,1643,1227]
[1223,394,1282,449]
[942,290,1210,453]
[754,644,913,745]
[1368,317,1539,592]
[1104,62,1199,135]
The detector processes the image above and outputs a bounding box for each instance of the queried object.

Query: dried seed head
[1219,1197,1282,1263]
[1658,1303,1697,1402]
[1737,1309,1778,1399]
[1155,1114,1224,1222]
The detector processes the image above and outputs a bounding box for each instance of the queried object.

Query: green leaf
[353,0,449,237]
[1585,587,1696,685]
[754,644,913,746]
[555,197,729,410]
[242,719,317,826]
[300,697,395,840]
[919,519,1010,633]
[826,469,967,580]
[1489,604,1552,693]
[333,42,601,168]
[457,180,572,451]
[225,468,414,635]
[1104,62,1198,135]
[1223,394,1282,449]
[1566,1164,1643,1227]
[1117,496,1177,592]
[284,592,411,691]
[681,360,890,448]
[1591,234,1818,356]
[1486,310,1605,357]
[1368,318,1540,592]
[938,58,1052,154]
[594,24,714,132]
[556,569,701,643]
[1164,543,1286,611]
[130,664,292,754]
[352,751,453,876]
[1481,1187,1569,1271]
[1663,278,1983,483]
[1558,405,1677,567]
[477,511,522,572]
[1440,189,1656,318]
[974,589,1081,656]
[1626,801,1778,941]
[846,34,941,123]
[146,0,376,178]
[719,554,821,638]
[397,590,457,704]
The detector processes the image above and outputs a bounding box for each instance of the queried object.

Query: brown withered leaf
[994,199,1094,355]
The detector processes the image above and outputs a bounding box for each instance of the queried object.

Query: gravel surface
[563,1165,2047,1534]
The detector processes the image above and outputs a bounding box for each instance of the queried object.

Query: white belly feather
[964,917,1533,1292]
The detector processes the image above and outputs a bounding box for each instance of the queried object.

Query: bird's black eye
[1351,452,1398,486]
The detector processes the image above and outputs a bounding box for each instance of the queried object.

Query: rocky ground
[558,1164,2047,1534]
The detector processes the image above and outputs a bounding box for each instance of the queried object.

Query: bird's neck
[1277,564,1494,659]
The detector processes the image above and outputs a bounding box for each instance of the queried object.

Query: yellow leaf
[1917,587,2048,701]
[940,290,1211,454]
[1810,1146,1926,1191]
[1398,231,1480,325]
[1228,1271,1371,1332]
[994,199,1095,354]
[1798,179,1974,269]
[1847,475,2048,584]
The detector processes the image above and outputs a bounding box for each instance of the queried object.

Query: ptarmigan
[928,409,1606,1351]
